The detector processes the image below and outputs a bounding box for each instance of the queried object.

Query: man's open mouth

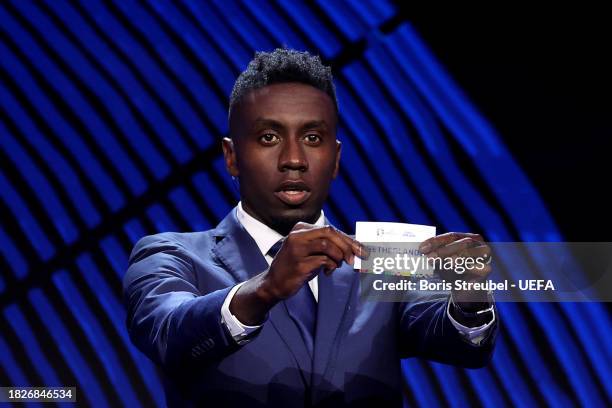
[274,181,312,206]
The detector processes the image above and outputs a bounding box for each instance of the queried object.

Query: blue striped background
[0,1,610,407]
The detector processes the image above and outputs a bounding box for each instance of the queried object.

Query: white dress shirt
[221,203,495,345]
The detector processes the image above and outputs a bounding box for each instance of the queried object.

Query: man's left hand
[418,232,493,308]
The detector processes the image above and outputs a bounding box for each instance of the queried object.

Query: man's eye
[304,134,321,144]
[260,134,279,144]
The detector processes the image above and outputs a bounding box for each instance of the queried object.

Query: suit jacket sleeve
[123,234,238,372]
[398,292,498,368]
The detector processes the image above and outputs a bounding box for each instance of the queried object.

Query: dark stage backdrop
[0,1,610,407]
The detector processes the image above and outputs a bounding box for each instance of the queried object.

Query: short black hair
[229,48,338,120]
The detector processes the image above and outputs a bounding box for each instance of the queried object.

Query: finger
[430,237,485,258]
[445,250,492,271]
[325,226,369,262]
[464,244,491,260]
[321,226,354,263]
[308,238,345,267]
[301,225,364,264]
[419,232,484,254]
[302,225,369,262]
[304,255,337,276]
[453,257,492,280]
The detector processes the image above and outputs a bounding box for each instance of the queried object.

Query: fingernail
[359,245,369,260]
[419,242,431,253]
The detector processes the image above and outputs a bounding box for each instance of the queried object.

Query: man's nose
[278,138,308,172]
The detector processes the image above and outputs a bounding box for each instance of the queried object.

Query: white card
[354,222,436,269]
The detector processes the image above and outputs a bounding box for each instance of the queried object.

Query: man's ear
[222,137,239,177]
[332,139,342,179]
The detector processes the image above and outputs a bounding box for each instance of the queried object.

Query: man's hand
[262,223,364,300]
[419,232,493,308]
[230,223,365,325]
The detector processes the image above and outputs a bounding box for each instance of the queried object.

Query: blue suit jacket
[123,209,497,407]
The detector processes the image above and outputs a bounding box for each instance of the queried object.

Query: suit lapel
[313,263,357,387]
[211,209,269,281]
[211,209,313,386]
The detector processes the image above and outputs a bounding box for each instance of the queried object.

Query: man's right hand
[229,222,365,326]
[263,222,365,300]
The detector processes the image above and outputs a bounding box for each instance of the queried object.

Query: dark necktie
[268,239,317,357]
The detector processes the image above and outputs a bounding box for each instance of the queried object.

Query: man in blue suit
[123,49,498,407]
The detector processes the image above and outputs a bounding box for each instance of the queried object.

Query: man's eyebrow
[301,120,329,131]
[252,118,285,130]
[251,118,329,131]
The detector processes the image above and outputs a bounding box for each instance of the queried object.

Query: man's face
[223,82,341,235]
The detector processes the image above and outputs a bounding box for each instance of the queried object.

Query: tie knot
[267,239,284,258]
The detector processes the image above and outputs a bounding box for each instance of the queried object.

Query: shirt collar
[236,201,325,257]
